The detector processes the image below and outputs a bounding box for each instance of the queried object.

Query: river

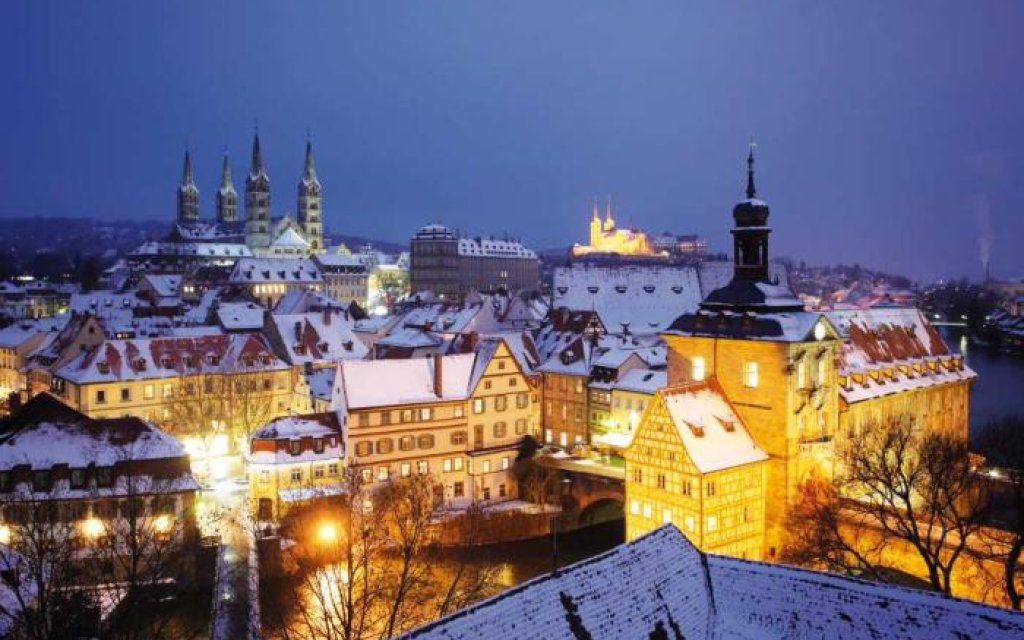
[941,328,1024,442]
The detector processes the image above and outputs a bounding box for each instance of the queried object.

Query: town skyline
[2,2,1023,282]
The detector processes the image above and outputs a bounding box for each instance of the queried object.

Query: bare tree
[266,471,502,640]
[786,416,989,596]
[270,469,389,640]
[782,476,887,583]
[974,414,1024,610]
[0,491,95,640]
[87,441,201,640]
[376,473,443,639]
[163,369,277,457]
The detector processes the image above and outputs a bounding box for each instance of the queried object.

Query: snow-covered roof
[251,414,341,441]
[613,369,666,394]
[404,524,1024,640]
[141,274,182,298]
[0,315,68,349]
[0,419,184,469]
[656,382,768,473]
[54,334,288,384]
[270,227,310,248]
[229,258,322,284]
[456,237,536,259]
[268,311,369,364]
[553,263,703,334]
[216,301,265,331]
[338,353,476,409]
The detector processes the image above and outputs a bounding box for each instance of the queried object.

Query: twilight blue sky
[1,2,1022,281]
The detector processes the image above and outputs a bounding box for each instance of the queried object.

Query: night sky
[1,2,1022,281]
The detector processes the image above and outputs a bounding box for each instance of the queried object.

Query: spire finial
[221,151,233,189]
[303,135,316,180]
[746,139,757,199]
[181,148,195,186]
[251,129,264,175]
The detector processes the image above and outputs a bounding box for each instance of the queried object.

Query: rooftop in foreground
[400,524,1024,640]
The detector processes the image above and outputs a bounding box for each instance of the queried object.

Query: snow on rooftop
[614,369,667,394]
[660,383,768,474]
[404,525,1024,640]
[339,354,476,409]
[0,419,185,470]
[553,263,703,334]
[216,301,265,330]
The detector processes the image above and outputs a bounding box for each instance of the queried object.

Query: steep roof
[653,381,768,474]
[403,525,1024,640]
[337,353,476,410]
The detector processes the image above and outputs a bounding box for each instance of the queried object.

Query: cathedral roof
[270,227,310,248]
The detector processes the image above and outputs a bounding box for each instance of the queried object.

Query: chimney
[433,353,443,397]
[323,308,331,326]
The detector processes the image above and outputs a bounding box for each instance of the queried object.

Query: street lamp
[551,476,573,573]
[317,521,338,544]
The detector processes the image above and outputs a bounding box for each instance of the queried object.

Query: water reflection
[942,328,1024,441]
[262,520,624,638]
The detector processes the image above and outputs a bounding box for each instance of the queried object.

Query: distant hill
[327,234,407,255]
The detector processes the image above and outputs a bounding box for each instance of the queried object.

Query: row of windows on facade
[353,420,530,457]
[355,393,531,427]
[688,357,829,389]
[629,500,752,531]
[544,429,585,448]
[2,495,179,524]
[545,401,585,421]
[357,455,511,483]
[256,462,341,484]
[631,469,754,496]
[94,377,283,404]
[0,466,126,492]
[546,377,586,394]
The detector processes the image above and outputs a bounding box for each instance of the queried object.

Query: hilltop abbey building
[173,133,324,257]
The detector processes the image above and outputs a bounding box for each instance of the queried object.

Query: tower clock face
[814,321,827,342]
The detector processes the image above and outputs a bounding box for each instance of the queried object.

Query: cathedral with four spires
[172,132,324,257]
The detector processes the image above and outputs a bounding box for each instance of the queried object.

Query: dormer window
[97,362,110,374]
[207,355,220,366]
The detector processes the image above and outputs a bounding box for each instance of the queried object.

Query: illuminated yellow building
[338,338,539,507]
[625,149,975,562]
[572,200,654,257]
[625,381,767,559]
[47,334,305,479]
[246,413,345,520]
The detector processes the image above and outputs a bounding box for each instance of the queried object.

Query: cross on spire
[746,139,757,199]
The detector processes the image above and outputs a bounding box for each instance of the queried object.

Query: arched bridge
[534,454,626,528]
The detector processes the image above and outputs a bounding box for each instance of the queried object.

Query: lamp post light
[551,476,573,573]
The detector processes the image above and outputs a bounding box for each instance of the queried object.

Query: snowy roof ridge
[403,523,1024,640]
[401,525,712,639]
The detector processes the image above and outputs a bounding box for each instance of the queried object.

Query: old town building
[572,199,655,257]
[228,257,324,308]
[0,394,200,572]
[337,337,538,508]
[247,413,344,521]
[409,224,540,297]
[625,149,975,561]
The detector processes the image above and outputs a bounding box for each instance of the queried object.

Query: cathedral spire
[220,152,234,191]
[177,148,199,224]
[746,139,757,199]
[181,149,195,187]
[250,131,266,178]
[303,138,317,182]
[217,152,238,224]
[591,199,600,221]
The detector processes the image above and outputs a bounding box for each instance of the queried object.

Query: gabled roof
[403,524,1024,640]
[337,353,476,410]
[638,380,768,474]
